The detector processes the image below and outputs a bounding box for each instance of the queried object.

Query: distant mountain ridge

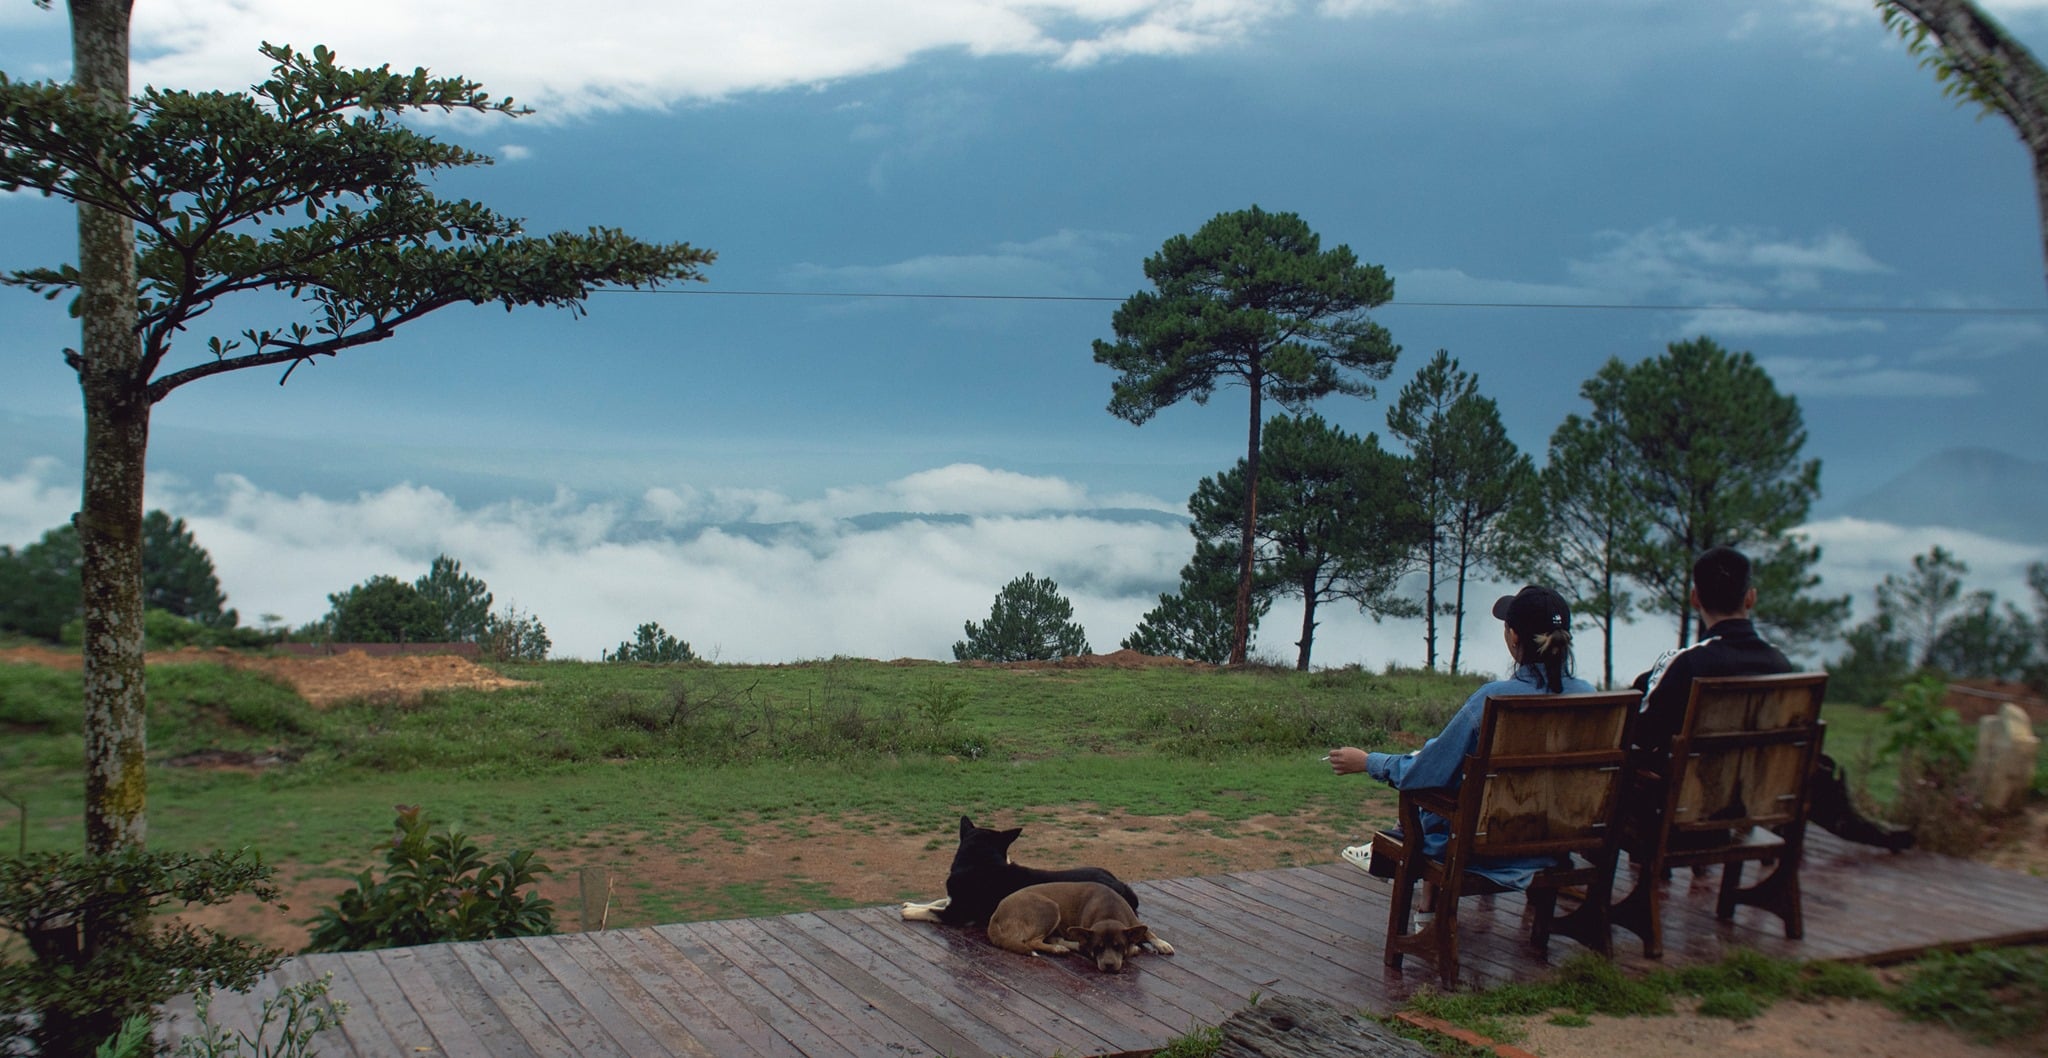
[1830,448,2048,545]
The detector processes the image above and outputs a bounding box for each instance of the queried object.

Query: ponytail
[1527,627,1573,693]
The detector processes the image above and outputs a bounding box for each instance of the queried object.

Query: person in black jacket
[1631,546,1912,851]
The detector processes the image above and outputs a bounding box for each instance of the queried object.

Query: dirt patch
[0,643,524,708]
[1509,993,2044,1058]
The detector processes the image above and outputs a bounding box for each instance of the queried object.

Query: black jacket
[1629,617,1793,754]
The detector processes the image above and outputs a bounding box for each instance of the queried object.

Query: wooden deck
[171,832,2048,1058]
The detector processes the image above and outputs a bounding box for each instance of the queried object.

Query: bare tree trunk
[1294,577,1316,671]
[1885,0,2048,293]
[1231,375,1262,666]
[69,0,149,858]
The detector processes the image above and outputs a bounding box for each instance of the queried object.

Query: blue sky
[3,0,2047,668]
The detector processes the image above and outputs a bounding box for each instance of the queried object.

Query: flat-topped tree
[1094,206,1398,665]
[1,15,715,860]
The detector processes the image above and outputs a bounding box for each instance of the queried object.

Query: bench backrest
[1665,672,1828,834]
[1458,691,1641,859]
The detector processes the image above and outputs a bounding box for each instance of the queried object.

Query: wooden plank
[696,918,945,1057]
[444,938,600,1058]
[548,930,722,1058]
[330,950,445,1056]
[509,933,674,1057]
[272,956,395,1058]
[843,908,1125,1056]
[651,922,868,1058]
[588,926,799,1058]
[375,943,522,1058]
[775,912,1006,1058]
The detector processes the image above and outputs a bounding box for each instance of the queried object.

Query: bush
[303,804,555,952]
[954,572,1090,662]
[1875,674,1984,853]
[603,621,696,663]
[0,848,283,1058]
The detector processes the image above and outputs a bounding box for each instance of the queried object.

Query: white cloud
[1568,221,1889,306]
[496,144,532,162]
[1759,354,1979,398]
[1801,516,2047,625]
[0,458,77,547]
[1910,319,2048,363]
[115,1,1301,118]
[787,228,1128,295]
[1390,266,1598,306]
[1674,307,1885,338]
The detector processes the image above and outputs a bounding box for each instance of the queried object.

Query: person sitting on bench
[1631,546,1912,851]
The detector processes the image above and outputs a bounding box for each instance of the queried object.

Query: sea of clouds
[3,458,2043,675]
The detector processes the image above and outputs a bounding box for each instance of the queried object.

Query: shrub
[954,572,1090,662]
[1876,674,1985,853]
[0,848,283,1058]
[603,621,696,663]
[303,804,555,952]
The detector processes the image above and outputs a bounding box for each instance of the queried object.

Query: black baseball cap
[1491,585,1570,636]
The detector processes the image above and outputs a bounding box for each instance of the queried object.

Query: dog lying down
[901,816,1171,956]
[987,881,1165,973]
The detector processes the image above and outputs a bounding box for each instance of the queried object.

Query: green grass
[0,657,1458,897]
[1887,945,2048,1043]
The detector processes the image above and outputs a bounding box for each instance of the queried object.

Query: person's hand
[1327,746,1368,775]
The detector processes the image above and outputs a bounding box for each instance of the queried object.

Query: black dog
[900,816,1140,927]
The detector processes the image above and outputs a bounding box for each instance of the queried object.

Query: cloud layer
[5,459,2040,670]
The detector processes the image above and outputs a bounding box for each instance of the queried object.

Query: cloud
[496,144,533,162]
[786,228,1128,296]
[1567,221,1888,304]
[1910,319,2048,363]
[1759,354,1979,398]
[1800,516,2047,624]
[1673,307,1885,338]
[0,457,77,546]
[1390,267,1599,306]
[114,1,1305,118]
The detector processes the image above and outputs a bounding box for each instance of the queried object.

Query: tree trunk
[69,0,149,859]
[1885,0,2048,294]
[1448,538,1471,675]
[1231,375,1262,666]
[1295,576,1317,671]
[1421,531,1439,669]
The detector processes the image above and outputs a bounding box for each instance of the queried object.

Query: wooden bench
[1370,690,1640,985]
[1610,672,1830,958]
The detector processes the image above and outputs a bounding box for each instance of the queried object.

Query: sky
[3,0,2047,670]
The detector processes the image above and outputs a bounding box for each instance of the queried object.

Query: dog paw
[1143,937,1175,956]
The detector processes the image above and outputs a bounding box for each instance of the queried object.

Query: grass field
[0,654,1906,930]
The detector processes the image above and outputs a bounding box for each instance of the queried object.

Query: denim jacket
[1365,664,1595,888]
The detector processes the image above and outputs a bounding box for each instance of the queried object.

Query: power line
[598,287,2048,316]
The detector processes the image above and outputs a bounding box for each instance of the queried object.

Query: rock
[1968,703,2041,814]
[1216,995,1435,1058]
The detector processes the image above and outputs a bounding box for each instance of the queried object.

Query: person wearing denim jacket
[1328,585,1592,889]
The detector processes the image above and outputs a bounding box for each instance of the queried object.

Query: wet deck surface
[173,832,2048,1057]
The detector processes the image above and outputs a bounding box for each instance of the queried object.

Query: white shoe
[1341,844,1375,874]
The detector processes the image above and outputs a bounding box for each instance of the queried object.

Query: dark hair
[1521,625,1574,693]
[1693,546,1753,615]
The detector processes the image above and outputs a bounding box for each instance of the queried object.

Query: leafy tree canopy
[604,621,697,663]
[0,512,233,640]
[325,574,443,643]
[415,554,493,642]
[954,572,1091,663]
[1093,205,1398,663]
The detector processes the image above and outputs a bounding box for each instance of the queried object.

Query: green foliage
[1124,587,1242,665]
[1385,351,1531,673]
[1887,945,2048,1043]
[482,602,552,661]
[954,572,1091,662]
[1093,204,1399,662]
[604,621,697,663]
[142,511,233,627]
[1151,1024,1223,1058]
[0,848,283,1058]
[1187,413,1425,670]
[324,574,444,643]
[1827,614,1914,707]
[1588,338,1843,652]
[174,975,347,1058]
[415,555,493,642]
[1877,673,1987,852]
[1499,403,1643,688]
[0,525,83,640]
[303,804,555,952]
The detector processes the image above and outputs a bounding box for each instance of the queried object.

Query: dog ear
[1124,924,1152,947]
[997,827,1022,850]
[958,816,974,835]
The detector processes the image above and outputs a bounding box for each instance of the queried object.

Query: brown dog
[985,881,1171,973]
